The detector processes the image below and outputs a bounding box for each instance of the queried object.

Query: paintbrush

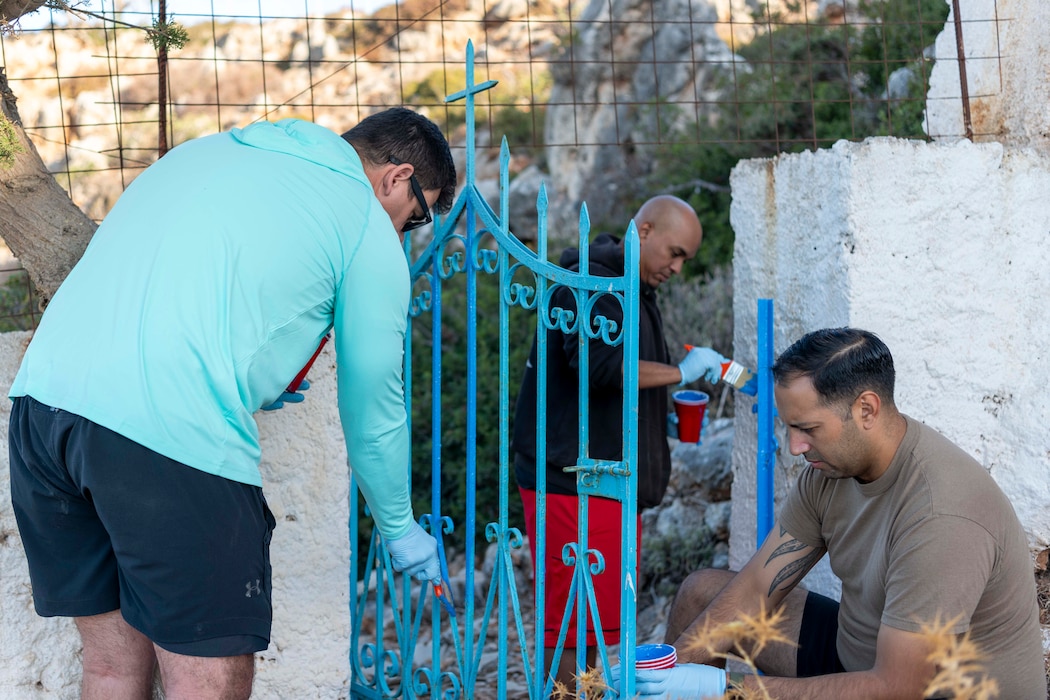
[684,344,757,395]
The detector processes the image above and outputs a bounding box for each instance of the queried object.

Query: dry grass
[680,602,795,700]
[576,604,1002,700]
[918,615,1000,700]
[551,667,611,700]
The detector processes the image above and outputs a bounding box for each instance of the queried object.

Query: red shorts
[519,487,642,647]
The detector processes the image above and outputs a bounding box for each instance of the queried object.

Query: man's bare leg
[76,611,157,700]
[155,645,254,700]
[664,568,809,677]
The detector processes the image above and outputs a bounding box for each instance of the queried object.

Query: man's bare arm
[637,359,685,389]
[673,522,825,664]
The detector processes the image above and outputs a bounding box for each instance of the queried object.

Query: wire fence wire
[0,0,1002,329]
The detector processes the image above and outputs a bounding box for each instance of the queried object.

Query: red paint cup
[672,390,708,443]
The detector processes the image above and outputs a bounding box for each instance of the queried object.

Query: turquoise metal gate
[349,42,642,700]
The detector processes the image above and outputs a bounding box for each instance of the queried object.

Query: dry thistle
[551,678,572,699]
[680,602,797,700]
[920,615,999,700]
[551,665,611,699]
[683,602,796,665]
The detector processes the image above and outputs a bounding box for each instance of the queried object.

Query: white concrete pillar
[728,138,1050,598]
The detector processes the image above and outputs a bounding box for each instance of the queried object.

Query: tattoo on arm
[765,528,823,597]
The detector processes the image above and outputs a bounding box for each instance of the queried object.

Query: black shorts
[9,396,276,657]
[796,590,846,677]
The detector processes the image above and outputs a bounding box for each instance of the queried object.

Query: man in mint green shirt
[8,107,456,699]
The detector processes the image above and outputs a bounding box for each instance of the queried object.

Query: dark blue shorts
[8,396,276,656]
[797,590,846,677]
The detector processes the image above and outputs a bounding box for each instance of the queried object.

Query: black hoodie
[512,233,673,509]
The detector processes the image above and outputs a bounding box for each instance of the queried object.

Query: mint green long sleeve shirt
[10,118,416,539]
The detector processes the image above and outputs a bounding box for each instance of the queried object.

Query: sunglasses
[388,156,432,232]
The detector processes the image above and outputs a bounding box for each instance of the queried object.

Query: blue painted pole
[756,299,775,545]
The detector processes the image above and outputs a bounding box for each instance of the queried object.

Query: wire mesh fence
[0,0,1002,330]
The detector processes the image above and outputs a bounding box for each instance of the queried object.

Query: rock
[711,541,730,570]
[703,500,732,540]
[652,498,707,538]
[668,417,734,502]
[887,66,916,100]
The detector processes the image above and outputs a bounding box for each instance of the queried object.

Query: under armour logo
[245,579,262,597]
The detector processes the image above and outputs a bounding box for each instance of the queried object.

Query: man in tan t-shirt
[647,328,1045,699]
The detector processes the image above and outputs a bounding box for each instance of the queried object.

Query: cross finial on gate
[445,40,497,184]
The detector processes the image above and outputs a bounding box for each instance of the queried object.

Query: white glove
[384,521,441,584]
[607,663,727,699]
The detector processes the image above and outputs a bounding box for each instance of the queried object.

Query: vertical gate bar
[497,167,513,700]
[488,144,509,700]
[574,205,592,693]
[468,208,481,697]
[406,231,428,699]
[458,43,481,698]
[534,189,550,699]
[619,223,641,700]
[756,299,775,545]
[464,194,478,698]
[423,253,444,700]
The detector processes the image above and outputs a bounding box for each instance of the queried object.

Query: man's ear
[636,220,654,242]
[381,161,413,197]
[855,390,881,429]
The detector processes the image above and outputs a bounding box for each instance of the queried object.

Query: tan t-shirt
[779,415,1045,699]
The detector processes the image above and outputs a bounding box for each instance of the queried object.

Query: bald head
[633,195,703,288]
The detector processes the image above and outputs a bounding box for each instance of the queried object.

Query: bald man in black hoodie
[512,195,725,691]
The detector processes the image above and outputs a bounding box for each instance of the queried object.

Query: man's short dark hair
[341,106,457,215]
[772,327,895,410]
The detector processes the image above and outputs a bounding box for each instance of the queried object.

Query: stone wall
[0,332,352,698]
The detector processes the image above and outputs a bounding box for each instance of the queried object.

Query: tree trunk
[0,66,96,303]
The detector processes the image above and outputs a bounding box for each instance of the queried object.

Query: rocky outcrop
[542,0,738,239]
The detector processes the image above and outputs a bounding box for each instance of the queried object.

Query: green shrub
[0,271,38,332]
[0,113,25,170]
[643,0,948,281]
[640,526,717,597]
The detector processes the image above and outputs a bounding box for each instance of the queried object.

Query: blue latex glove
[739,376,758,396]
[607,664,624,693]
[261,379,309,411]
[385,521,442,584]
[609,663,727,699]
[677,347,725,386]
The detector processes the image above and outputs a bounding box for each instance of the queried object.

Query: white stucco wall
[0,332,352,698]
[727,138,1050,597]
[728,0,1050,601]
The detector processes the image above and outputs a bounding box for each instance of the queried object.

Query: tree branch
[1,1,48,29]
